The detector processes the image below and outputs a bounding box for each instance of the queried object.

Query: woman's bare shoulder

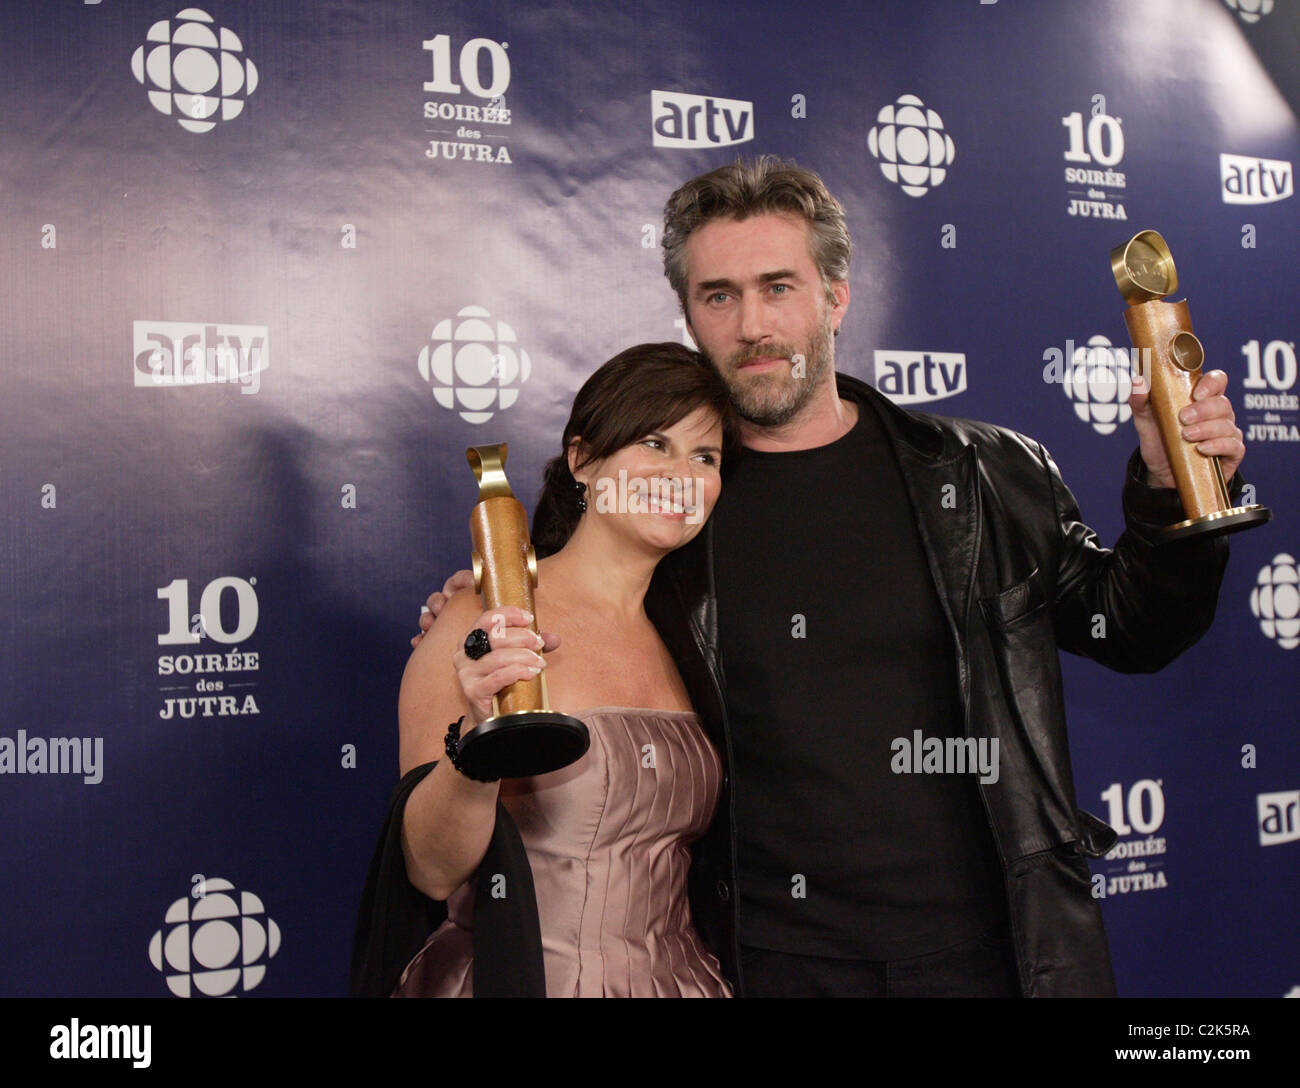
[410,588,482,660]
[401,589,482,708]
[399,588,481,769]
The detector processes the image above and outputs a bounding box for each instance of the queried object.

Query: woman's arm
[398,591,548,901]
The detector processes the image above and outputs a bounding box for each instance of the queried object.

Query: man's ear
[829,279,850,333]
[682,304,700,351]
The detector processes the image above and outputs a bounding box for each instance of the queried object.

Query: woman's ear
[566,436,584,481]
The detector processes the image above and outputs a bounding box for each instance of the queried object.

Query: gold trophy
[1110,230,1271,542]
[454,443,589,779]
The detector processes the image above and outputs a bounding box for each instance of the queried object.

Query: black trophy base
[1161,503,1272,544]
[456,710,590,780]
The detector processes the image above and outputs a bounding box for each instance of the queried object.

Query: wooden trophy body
[454,444,589,779]
[1111,230,1270,542]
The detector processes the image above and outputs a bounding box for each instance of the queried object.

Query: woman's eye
[641,437,664,450]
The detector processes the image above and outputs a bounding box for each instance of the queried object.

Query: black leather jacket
[644,372,1235,997]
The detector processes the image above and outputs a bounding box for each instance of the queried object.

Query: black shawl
[349,761,547,997]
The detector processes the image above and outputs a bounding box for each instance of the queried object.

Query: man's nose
[737,292,770,343]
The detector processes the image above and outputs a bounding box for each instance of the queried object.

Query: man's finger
[1181,396,1235,425]
[1129,372,1151,412]
[1192,369,1228,401]
[443,569,475,596]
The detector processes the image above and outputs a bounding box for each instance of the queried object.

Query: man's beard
[714,307,835,427]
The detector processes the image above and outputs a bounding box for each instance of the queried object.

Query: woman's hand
[452,606,552,725]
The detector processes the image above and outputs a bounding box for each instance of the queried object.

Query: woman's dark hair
[532,343,737,558]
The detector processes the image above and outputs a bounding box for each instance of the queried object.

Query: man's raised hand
[1129,368,1245,490]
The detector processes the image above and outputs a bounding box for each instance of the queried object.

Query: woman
[355,343,736,997]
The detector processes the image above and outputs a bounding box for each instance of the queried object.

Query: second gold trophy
[1109,230,1271,542]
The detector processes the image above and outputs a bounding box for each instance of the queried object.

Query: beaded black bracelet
[444,716,499,782]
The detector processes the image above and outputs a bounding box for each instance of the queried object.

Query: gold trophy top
[465,441,537,592]
[467,443,515,501]
[1111,230,1178,305]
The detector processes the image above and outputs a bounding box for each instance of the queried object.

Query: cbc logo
[867,94,955,198]
[148,877,281,997]
[131,8,259,134]
[1063,335,1133,435]
[1224,0,1273,23]
[417,306,533,424]
[1250,554,1300,650]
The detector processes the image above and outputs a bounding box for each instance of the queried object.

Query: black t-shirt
[711,392,1006,960]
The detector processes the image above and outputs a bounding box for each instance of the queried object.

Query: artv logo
[133,321,267,394]
[867,95,955,197]
[148,877,281,997]
[1257,790,1299,846]
[651,91,753,149]
[1224,0,1274,24]
[131,8,259,134]
[1250,554,1300,649]
[1220,153,1293,205]
[1061,335,1133,435]
[418,306,532,424]
[873,350,966,404]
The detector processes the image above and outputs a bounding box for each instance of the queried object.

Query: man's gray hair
[661,155,852,312]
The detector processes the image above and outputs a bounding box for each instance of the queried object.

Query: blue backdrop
[1,0,1296,997]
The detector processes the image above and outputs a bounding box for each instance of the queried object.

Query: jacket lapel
[647,531,728,753]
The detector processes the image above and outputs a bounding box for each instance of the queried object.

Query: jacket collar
[835,370,950,463]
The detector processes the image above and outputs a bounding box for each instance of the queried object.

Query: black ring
[463,628,491,660]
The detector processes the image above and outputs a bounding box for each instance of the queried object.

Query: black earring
[574,480,587,513]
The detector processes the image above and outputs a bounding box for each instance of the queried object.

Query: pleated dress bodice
[394,706,731,998]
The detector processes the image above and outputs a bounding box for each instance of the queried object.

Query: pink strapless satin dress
[394,707,731,998]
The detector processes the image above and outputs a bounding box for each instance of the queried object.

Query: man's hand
[412,570,474,648]
[1129,369,1244,490]
[410,569,561,655]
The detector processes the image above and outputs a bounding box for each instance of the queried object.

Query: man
[418,157,1245,997]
